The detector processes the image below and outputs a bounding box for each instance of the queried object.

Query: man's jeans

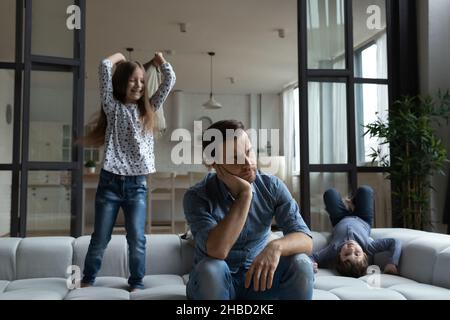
[82,169,148,289]
[323,186,374,227]
[186,254,314,300]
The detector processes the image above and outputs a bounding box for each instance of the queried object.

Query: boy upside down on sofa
[310,186,402,278]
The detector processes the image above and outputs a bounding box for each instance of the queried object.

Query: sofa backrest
[370,229,450,289]
[0,235,195,281]
[72,235,195,278]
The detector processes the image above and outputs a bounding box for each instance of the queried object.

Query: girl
[80,52,176,291]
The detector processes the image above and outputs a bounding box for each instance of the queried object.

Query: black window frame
[298,0,419,227]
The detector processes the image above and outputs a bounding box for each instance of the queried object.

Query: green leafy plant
[84,160,96,168]
[365,91,450,230]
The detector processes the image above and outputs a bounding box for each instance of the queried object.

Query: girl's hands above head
[106,53,127,65]
[152,52,167,67]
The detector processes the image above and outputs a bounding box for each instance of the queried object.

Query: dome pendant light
[203,52,222,109]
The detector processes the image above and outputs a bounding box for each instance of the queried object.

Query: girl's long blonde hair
[79,61,154,147]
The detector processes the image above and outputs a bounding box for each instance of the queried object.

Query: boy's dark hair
[335,253,369,278]
[202,120,246,157]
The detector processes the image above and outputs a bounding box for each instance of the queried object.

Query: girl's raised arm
[106,53,126,65]
[148,52,176,110]
[99,53,126,113]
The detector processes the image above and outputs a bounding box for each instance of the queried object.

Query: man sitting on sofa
[183,120,314,300]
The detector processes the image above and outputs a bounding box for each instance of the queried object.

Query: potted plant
[365,91,450,230]
[84,160,97,174]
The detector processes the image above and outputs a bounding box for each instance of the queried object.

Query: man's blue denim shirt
[183,171,312,273]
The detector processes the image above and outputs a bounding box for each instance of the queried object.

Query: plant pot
[86,167,96,174]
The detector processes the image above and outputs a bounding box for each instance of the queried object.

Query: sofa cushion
[0,238,21,281]
[314,276,367,291]
[143,275,185,289]
[5,278,68,299]
[399,237,450,284]
[0,289,63,300]
[64,287,130,300]
[370,228,427,242]
[389,283,450,300]
[130,285,187,300]
[0,281,9,293]
[359,274,418,289]
[311,231,332,252]
[182,274,189,285]
[180,238,195,276]
[433,247,450,289]
[315,269,340,277]
[312,289,340,300]
[16,237,74,279]
[146,235,184,275]
[330,286,406,300]
[94,277,128,290]
[73,235,128,278]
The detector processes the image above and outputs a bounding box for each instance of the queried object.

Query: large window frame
[0,0,86,237]
[297,0,419,227]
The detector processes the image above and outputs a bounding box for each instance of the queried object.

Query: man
[183,120,314,300]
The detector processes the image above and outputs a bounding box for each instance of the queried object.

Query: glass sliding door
[307,0,346,69]
[16,0,85,237]
[299,0,393,231]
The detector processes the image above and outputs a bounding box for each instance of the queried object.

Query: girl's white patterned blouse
[99,59,176,176]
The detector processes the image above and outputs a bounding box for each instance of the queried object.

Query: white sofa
[0,229,450,300]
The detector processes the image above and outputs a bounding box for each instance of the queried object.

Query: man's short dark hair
[202,120,246,157]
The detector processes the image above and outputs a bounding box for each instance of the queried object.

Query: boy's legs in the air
[323,188,351,227]
[351,186,374,227]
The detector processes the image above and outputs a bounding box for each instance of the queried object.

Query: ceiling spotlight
[179,23,188,33]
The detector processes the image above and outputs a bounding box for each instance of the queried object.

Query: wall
[418,0,450,233]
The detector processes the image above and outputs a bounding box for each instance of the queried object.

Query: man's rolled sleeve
[273,177,312,238]
[183,189,217,256]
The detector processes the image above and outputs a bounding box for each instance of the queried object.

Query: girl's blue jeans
[82,169,148,289]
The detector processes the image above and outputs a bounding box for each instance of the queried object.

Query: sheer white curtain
[308,57,348,231]
[376,33,390,164]
[282,87,295,192]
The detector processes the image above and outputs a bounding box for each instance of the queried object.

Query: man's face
[215,132,257,183]
[339,240,365,263]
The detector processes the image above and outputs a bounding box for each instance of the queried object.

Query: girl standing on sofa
[80,52,176,291]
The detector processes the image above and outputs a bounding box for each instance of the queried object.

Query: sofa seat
[0,278,69,300]
[387,283,450,300]
[0,281,9,293]
[65,287,130,300]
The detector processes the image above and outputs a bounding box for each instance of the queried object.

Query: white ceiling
[86,0,298,94]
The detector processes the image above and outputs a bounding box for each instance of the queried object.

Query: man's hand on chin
[214,165,252,199]
[244,241,282,292]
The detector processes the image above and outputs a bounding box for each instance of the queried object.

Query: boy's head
[336,240,368,278]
